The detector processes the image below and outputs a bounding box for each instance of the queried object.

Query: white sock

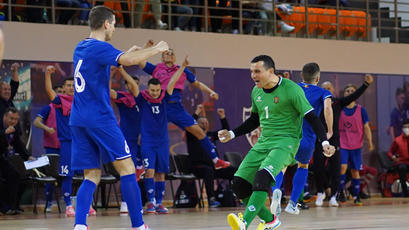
[133,224,147,230]
[73,224,87,230]
[212,157,219,164]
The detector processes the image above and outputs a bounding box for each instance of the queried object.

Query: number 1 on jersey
[264,106,269,119]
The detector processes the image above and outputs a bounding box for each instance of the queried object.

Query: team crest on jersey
[274,96,279,104]
[256,96,262,102]
[243,106,261,147]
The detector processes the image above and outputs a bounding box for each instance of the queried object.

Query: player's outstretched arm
[339,74,373,107]
[11,63,19,82]
[304,110,335,157]
[33,116,55,134]
[44,65,57,101]
[118,65,140,97]
[218,112,260,143]
[191,80,219,100]
[137,40,155,70]
[119,41,168,66]
[167,56,189,95]
[323,98,333,139]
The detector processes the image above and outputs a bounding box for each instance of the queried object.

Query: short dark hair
[89,6,115,31]
[63,77,74,85]
[302,62,320,83]
[396,87,405,97]
[251,55,275,71]
[276,72,284,77]
[4,107,18,116]
[344,84,357,91]
[403,119,409,126]
[148,78,161,86]
[53,85,62,91]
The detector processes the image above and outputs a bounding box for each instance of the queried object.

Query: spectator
[389,88,408,141]
[162,0,193,31]
[260,1,295,34]
[56,0,81,24]
[0,63,20,119]
[387,119,409,197]
[208,0,229,33]
[79,0,92,25]
[186,105,237,207]
[0,107,33,215]
[134,0,167,29]
[181,0,201,31]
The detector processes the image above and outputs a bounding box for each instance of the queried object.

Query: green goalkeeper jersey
[251,77,313,140]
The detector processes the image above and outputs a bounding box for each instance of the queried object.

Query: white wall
[3,21,409,74]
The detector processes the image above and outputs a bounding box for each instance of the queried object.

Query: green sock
[258,206,274,223]
[243,191,268,226]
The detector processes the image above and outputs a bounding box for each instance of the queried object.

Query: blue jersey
[143,62,196,102]
[115,92,141,140]
[70,38,123,128]
[37,104,51,120]
[52,96,71,141]
[298,82,332,139]
[136,94,168,144]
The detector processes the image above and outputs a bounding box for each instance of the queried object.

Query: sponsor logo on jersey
[248,205,256,212]
[256,96,262,102]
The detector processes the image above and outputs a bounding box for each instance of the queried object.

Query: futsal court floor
[1,197,409,230]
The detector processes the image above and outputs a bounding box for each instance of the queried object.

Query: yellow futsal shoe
[256,216,281,230]
[227,213,247,230]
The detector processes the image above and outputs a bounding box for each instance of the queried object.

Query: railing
[0,0,408,43]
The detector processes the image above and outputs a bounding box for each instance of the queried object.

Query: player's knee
[144,169,155,178]
[351,169,360,179]
[113,157,135,176]
[252,169,273,192]
[298,162,308,169]
[187,124,206,139]
[232,176,252,199]
[84,168,101,185]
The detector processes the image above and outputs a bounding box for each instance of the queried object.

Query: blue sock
[155,181,165,205]
[352,178,361,197]
[339,174,346,191]
[45,183,54,204]
[199,136,217,160]
[121,174,144,228]
[62,176,73,206]
[144,178,155,203]
[290,167,308,204]
[75,180,96,226]
[271,171,284,191]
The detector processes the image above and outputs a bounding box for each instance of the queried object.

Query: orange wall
[3,21,409,74]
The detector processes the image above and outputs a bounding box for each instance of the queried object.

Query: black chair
[377,151,397,196]
[7,154,61,214]
[224,152,243,168]
[174,154,205,208]
[94,163,120,209]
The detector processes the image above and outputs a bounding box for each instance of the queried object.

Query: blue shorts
[295,136,316,164]
[71,125,132,170]
[340,148,362,170]
[127,139,142,167]
[59,141,73,176]
[166,101,197,129]
[141,142,169,173]
[45,147,60,154]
